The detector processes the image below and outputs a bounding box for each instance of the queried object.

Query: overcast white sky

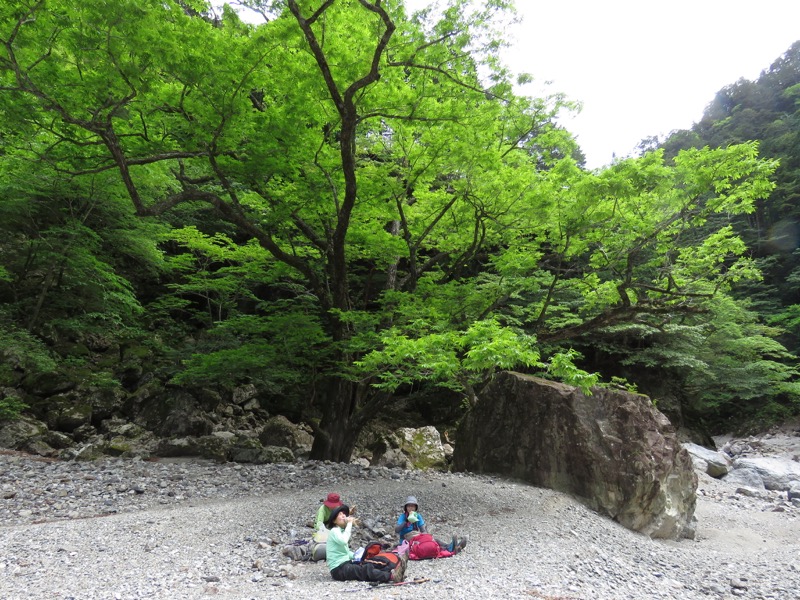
[407,0,800,169]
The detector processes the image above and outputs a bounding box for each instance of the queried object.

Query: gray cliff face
[453,371,697,539]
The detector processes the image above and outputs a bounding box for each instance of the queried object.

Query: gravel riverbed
[1,448,799,600]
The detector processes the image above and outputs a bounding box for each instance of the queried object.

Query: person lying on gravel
[326,504,408,583]
[396,495,467,559]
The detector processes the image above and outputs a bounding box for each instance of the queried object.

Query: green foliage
[171,309,329,395]
[352,318,542,394]
[0,319,48,418]
[0,0,796,455]
[0,390,27,421]
[591,294,800,428]
[543,349,599,394]
[605,376,639,394]
[0,321,58,379]
[161,227,273,325]
[662,40,800,366]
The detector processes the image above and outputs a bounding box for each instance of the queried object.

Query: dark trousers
[330,560,392,583]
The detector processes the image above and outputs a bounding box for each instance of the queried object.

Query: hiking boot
[281,545,305,561]
[454,536,468,554]
[390,552,407,582]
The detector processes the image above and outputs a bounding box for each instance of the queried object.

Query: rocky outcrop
[453,371,697,539]
[259,416,314,459]
[0,415,52,456]
[360,425,448,470]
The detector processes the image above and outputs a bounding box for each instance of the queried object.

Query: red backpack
[409,533,440,560]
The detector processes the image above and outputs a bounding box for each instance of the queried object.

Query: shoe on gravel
[390,552,408,582]
[454,536,468,554]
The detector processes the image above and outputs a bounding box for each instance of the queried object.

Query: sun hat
[403,495,419,509]
[325,504,350,529]
[323,492,342,509]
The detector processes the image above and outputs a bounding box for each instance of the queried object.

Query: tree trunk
[310,377,362,462]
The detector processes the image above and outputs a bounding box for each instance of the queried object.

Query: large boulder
[259,415,313,457]
[131,388,214,438]
[359,426,447,470]
[44,393,93,433]
[0,415,54,455]
[453,372,697,539]
[396,426,447,470]
[730,456,800,491]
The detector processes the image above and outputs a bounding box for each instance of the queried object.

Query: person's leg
[330,561,392,582]
[436,535,457,552]
[435,535,468,554]
[311,542,326,561]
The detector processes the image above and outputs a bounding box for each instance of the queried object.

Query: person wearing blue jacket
[395,495,467,553]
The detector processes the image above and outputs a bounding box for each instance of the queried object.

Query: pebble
[0,451,798,599]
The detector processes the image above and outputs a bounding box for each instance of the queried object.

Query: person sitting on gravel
[315,492,344,531]
[282,492,354,562]
[326,504,408,583]
[396,495,467,559]
[308,492,346,561]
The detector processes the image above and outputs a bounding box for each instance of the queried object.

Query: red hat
[323,493,342,509]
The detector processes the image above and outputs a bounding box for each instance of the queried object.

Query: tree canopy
[1,0,797,455]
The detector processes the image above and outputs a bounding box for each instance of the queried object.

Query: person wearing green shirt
[325,505,407,583]
[315,492,343,532]
[309,492,344,561]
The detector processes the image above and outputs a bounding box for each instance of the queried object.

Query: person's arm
[329,521,353,545]
[395,513,408,534]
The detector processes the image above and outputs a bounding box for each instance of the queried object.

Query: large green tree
[1,0,790,456]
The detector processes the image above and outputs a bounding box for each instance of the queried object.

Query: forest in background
[0,0,799,461]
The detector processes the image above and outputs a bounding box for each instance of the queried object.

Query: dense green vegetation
[656,40,800,429]
[1,0,798,459]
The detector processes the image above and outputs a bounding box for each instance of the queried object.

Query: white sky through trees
[406,0,800,169]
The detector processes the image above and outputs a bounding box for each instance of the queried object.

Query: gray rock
[732,457,800,491]
[0,415,50,452]
[453,372,697,540]
[259,416,313,453]
[722,467,765,489]
[683,442,732,477]
[396,426,447,470]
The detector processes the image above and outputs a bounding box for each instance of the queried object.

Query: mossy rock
[195,435,233,462]
[0,415,49,450]
[21,371,75,397]
[398,426,447,471]
[253,445,295,464]
[229,437,264,463]
[104,436,133,456]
